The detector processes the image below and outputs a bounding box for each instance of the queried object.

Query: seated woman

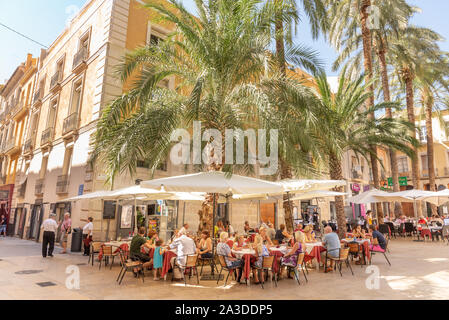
[303,225,316,243]
[259,227,273,246]
[232,235,246,250]
[252,234,270,284]
[216,232,243,282]
[147,230,159,246]
[295,223,304,232]
[197,230,213,259]
[352,225,366,239]
[244,221,252,234]
[418,216,428,226]
[280,231,305,269]
[274,224,292,244]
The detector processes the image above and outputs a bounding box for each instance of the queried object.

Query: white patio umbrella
[64,190,114,201]
[416,189,449,206]
[347,189,390,204]
[374,190,438,219]
[233,179,347,200]
[290,190,348,201]
[141,171,284,195]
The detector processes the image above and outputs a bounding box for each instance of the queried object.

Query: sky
[1,0,449,83]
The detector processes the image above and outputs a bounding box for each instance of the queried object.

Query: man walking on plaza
[41,213,59,258]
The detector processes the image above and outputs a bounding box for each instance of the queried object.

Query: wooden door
[260,203,275,225]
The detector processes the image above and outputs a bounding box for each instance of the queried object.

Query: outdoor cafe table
[304,242,326,270]
[99,241,132,260]
[269,246,289,274]
[232,249,256,280]
[341,238,371,263]
[161,249,178,279]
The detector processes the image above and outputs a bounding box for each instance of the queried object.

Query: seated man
[368,225,387,251]
[217,232,243,282]
[320,226,341,272]
[130,227,153,273]
[169,231,197,280]
[266,222,276,241]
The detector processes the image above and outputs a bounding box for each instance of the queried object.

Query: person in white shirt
[41,213,60,258]
[168,232,197,280]
[179,223,189,235]
[82,217,94,256]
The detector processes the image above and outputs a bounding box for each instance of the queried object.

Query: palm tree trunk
[403,68,422,217]
[424,88,437,216]
[329,153,346,239]
[377,40,401,218]
[275,0,294,232]
[360,0,383,222]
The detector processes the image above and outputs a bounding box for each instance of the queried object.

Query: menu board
[120,205,133,229]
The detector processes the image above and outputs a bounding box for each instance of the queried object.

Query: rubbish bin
[71,228,83,252]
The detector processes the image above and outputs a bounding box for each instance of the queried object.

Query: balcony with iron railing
[62,112,79,136]
[5,138,17,154]
[23,138,34,155]
[11,99,24,117]
[72,47,88,72]
[18,181,27,198]
[56,175,69,194]
[33,89,43,106]
[50,72,62,92]
[40,127,54,147]
[35,179,44,195]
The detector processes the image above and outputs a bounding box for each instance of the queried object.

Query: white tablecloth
[232,249,256,259]
[304,242,323,254]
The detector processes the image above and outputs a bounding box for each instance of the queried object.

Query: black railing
[63,112,78,135]
[41,127,54,146]
[73,47,88,70]
[50,72,61,90]
[56,175,69,194]
[35,179,44,195]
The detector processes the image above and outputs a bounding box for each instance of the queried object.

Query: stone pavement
[0,237,448,300]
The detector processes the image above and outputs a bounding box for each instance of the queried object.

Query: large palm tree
[389,27,443,190]
[311,69,417,238]
[330,0,417,218]
[415,53,449,215]
[91,0,274,233]
[266,0,327,232]
[326,0,384,221]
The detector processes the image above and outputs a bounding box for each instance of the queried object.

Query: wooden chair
[98,245,118,270]
[253,255,276,289]
[174,254,200,286]
[328,248,354,277]
[116,249,144,285]
[216,255,240,286]
[88,242,102,266]
[369,238,391,266]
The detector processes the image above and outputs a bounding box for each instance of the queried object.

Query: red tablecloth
[305,246,326,263]
[98,243,129,261]
[161,251,177,277]
[361,241,371,261]
[242,254,256,280]
[270,250,284,274]
[420,229,432,238]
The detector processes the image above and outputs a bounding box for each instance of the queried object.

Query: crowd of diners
[123,215,394,283]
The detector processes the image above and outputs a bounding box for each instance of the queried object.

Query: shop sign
[387,176,408,187]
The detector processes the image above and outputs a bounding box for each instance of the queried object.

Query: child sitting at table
[153,240,165,280]
[352,225,366,239]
